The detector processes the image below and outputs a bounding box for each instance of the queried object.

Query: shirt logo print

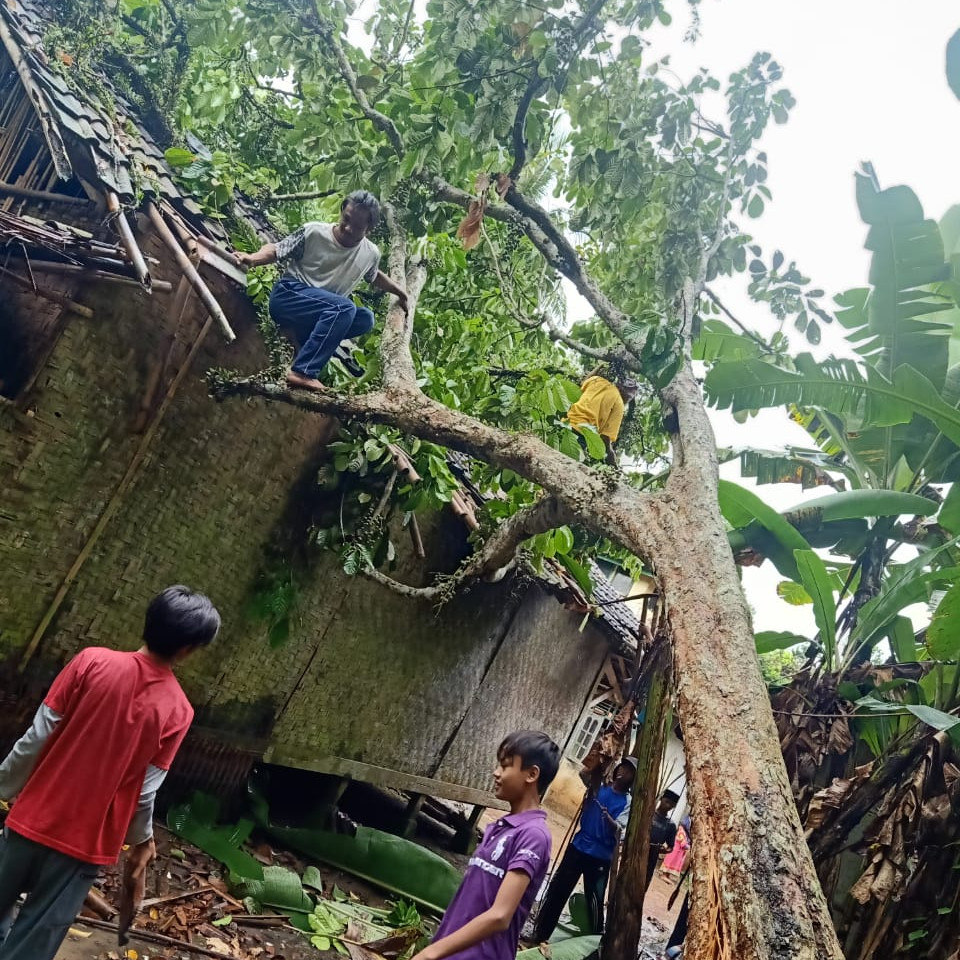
[490,837,507,862]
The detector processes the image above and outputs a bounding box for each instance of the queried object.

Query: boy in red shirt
[412,731,559,960]
[0,585,220,960]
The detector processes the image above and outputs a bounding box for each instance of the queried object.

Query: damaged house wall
[0,0,637,807]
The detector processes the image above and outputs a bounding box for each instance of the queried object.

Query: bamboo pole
[0,180,91,206]
[0,11,72,180]
[105,192,151,289]
[18,312,218,671]
[14,261,173,291]
[145,201,235,342]
[0,265,93,317]
[162,203,199,260]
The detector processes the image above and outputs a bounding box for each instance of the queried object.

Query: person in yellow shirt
[566,374,638,466]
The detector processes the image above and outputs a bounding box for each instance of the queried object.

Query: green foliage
[947,29,960,101]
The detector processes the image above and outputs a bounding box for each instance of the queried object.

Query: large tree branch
[508,0,609,182]
[311,13,405,157]
[363,496,572,600]
[211,378,666,561]
[380,201,423,388]
[429,175,645,366]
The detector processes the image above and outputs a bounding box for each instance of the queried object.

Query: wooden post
[603,635,673,960]
[145,202,236,343]
[401,793,426,839]
[453,803,485,854]
[105,192,151,289]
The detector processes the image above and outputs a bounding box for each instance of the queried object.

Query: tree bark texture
[605,637,673,960]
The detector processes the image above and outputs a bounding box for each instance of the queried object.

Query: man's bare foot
[286,369,328,392]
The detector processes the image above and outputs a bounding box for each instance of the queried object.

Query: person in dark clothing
[531,759,637,941]
[646,790,680,888]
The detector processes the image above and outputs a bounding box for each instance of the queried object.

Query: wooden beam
[602,657,625,705]
[145,201,235,343]
[261,746,509,810]
[0,266,93,317]
[13,261,172,292]
[106,192,151,289]
[0,181,91,206]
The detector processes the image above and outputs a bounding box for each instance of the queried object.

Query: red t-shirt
[7,647,193,864]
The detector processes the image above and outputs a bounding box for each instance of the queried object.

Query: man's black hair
[498,730,561,793]
[143,585,221,658]
[342,190,381,230]
[661,789,681,805]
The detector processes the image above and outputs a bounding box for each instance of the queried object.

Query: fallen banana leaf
[249,783,460,913]
[361,926,422,959]
[234,865,314,914]
[166,792,264,881]
[566,893,593,935]
[517,934,601,960]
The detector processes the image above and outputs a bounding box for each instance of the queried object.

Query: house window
[570,713,604,761]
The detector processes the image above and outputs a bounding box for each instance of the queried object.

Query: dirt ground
[47,795,682,960]
[51,821,393,960]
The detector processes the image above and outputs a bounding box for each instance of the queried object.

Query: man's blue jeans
[269,277,375,379]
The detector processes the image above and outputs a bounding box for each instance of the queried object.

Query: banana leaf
[234,865,314,913]
[249,784,460,914]
[166,792,264,881]
[517,935,601,960]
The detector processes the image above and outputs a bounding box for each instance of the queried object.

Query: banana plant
[704,170,960,662]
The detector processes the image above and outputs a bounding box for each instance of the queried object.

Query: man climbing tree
[237,191,409,391]
[565,370,638,466]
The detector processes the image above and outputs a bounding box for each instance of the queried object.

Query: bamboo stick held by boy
[412,731,560,960]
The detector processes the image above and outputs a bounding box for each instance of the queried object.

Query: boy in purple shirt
[413,731,560,960]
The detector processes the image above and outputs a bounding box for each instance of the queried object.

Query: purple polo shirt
[434,809,552,960]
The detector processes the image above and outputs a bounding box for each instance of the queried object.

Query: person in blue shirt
[531,757,637,941]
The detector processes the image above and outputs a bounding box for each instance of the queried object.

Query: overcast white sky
[605,0,958,632]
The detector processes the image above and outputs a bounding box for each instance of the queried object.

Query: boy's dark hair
[342,190,381,230]
[143,585,221,658]
[498,730,561,793]
[661,789,681,806]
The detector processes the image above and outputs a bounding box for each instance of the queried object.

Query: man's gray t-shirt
[277,222,380,296]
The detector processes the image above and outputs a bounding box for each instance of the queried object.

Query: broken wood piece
[0,265,93,317]
[83,887,117,920]
[193,232,242,267]
[387,442,421,482]
[408,512,426,559]
[106,192,151,289]
[73,916,241,960]
[146,201,236,343]
[0,180,91,206]
[140,884,214,910]
[14,260,173,291]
